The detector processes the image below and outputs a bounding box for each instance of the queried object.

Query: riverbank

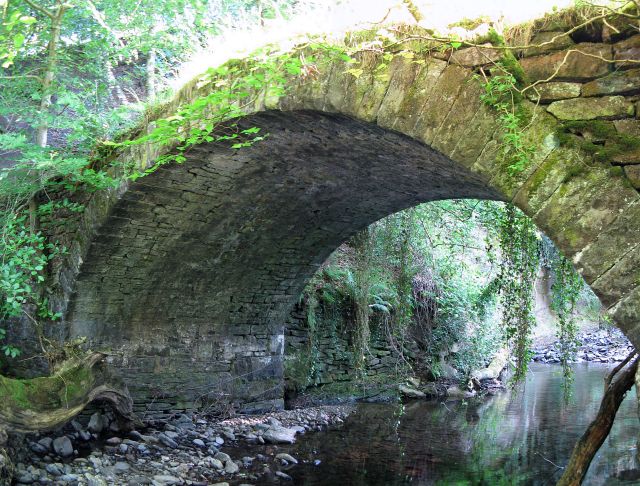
[11,405,354,485]
[532,328,633,364]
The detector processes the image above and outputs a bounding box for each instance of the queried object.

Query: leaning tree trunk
[0,352,137,480]
[0,352,137,433]
[557,352,638,486]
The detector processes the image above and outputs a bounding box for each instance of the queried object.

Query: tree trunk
[35,2,66,148]
[106,60,128,106]
[146,48,156,100]
[557,354,638,486]
[0,351,138,433]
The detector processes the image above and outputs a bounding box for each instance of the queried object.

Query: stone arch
[59,37,640,412]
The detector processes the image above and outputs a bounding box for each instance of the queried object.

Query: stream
[232,363,640,485]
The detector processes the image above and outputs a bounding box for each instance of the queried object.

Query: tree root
[0,351,139,433]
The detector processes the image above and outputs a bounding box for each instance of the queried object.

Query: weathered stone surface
[413,64,472,145]
[520,43,612,82]
[624,165,640,189]
[377,56,423,129]
[614,119,640,137]
[592,243,640,308]
[389,58,447,134]
[532,165,639,260]
[582,68,640,96]
[526,82,581,103]
[449,44,502,66]
[520,31,575,57]
[612,286,640,338]
[547,96,634,120]
[573,200,640,285]
[613,149,640,164]
[614,35,640,68]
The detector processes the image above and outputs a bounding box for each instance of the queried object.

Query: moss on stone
[555,120,640,163]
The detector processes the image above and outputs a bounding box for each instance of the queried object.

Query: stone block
[526,82,581,103]
[572,199,640,283]
[614,119,640,137]
[611,286,640,348]
[520,31,574,57]
[520,43,612,82]
[612,148,640,165]
[624,165,640,189]
[582,69,640,96]
[449,44,502,66]
[614,35,640,68]
[547,96,634,120]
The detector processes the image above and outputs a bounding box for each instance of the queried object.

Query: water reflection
[284,363,639,485]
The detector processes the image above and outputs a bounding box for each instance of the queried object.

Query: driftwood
[0,352,137,433]
[557,352,638,486]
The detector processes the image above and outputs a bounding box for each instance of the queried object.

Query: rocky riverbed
[10,405,354,485]
[532,328,634,364]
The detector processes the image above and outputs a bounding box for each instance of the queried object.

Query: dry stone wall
[284,303,403,392]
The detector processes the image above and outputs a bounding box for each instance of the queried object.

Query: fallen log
[556,352,638,486]
[0,351,137,433]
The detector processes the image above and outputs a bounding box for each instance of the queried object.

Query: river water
[271,363,640,485]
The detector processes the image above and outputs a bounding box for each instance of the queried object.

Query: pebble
[11,404,354,485]
[532,329,633,364]
[52,436,74,458]
[114,461,131,473]
[224,461,239,474]
[192,439,205,448]
[275,453,298,464]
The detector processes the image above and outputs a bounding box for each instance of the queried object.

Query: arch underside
[65,109,638,412]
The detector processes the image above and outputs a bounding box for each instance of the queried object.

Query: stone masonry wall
[284,302,401,392]
[6,13,640,416]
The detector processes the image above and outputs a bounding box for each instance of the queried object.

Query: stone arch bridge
[48,18,640,413]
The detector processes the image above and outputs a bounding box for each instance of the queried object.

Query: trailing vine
[350,227,375,373]
[476,62,534,176]
[540,236,584,399]
[497,204,539,383]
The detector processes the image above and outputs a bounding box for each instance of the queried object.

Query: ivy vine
[497,204,539,383]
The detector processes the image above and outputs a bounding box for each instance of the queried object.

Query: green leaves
[0,9,35,68]
[476,68,533,175]
[496,204,539,383]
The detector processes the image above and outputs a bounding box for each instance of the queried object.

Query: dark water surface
[271,364,640,485]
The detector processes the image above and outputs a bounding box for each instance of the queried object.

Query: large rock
[520,43,612,82]
[582,69,640,97]
[624,165,640,189]
[614,119,640,137]
[87,412,105,434]
[614,36,640,68]
[262,425,298,444]
[547,96,634,120]
[472,348,509,381]
[52,436,73,458]
[526,82,581,103]
[520,31,575,57]
[449,44,502,67]
[446,386,476,399]
[399,384,426,398]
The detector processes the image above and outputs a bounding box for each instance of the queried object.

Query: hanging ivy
[540,236,584,399]
[497,203,539,383]
[350,227,375,372]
